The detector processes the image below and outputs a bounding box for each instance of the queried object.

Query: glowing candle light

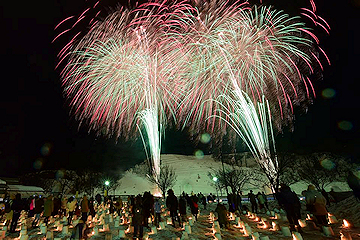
[343,219,351,228]
[328,213,338,224]
[292,232,303,240]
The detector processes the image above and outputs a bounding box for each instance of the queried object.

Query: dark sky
[1,0,359,177]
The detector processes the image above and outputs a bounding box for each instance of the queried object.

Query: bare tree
[147,165,177,198]
[294,152,351,191]
[260,152,300,193]
[22,170,78,195]
[75,170,103,197]
[208,167,254,195]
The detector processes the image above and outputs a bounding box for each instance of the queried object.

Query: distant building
[0,178,44,199]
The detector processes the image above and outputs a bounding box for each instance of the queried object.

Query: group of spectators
[276,184,331,233]
[1,178,359,238]
[128,190,211,239]
[1,193,101,233]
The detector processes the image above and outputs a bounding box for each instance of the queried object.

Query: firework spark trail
[57,0,329,184]
[174,1,328,183]
[213,92,277,178]
[60,1,193,178]
[176,1,328,131]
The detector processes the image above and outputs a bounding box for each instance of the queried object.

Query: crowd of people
[0,182,358,238]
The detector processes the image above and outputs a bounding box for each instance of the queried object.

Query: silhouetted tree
[148,165,177,198]
[294,152,351,191]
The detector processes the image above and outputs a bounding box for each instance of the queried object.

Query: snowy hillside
[114,154,351,196]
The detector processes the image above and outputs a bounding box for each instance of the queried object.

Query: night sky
[1,0,359,177]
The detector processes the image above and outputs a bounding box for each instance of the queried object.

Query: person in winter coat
[81,195,89,222]
[262,192,269,210]
[71,219,86,239]
[277,184,302,232]
[4,197,13,226]
[347,170,360,201]
[189,194,199,220]
[303,185,328,226]
[10,193,24,233]
[166,189,181,227]
[60,196,68,217]
[153,198,162,228]
[95,194,102,205]
[43,195,54,226]
[215,203,229,228]
[32,195,44,227]
[257,192,266,213]
[67,197,77,225]
[142,191,153,228]
[52,196,61,216]
[132,195,144,239]
[248,190,258,213]
[178,196,187,223]
[235,192,242,212]
[115,197,123,216]
[89,198,95,218]
[227,193,236,213]
[28,196,35,218]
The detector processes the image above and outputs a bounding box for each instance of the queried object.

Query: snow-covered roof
[7,185,44,192]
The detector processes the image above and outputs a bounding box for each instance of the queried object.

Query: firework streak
[57,0,329,182]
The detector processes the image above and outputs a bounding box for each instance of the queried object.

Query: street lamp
[212,176,219,202]
[104,180,110,197]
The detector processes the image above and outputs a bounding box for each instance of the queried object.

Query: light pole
[104,180,110,197]
[213,176,219,202]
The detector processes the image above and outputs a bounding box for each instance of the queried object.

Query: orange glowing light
[298,219,306,228]
[343,219,350,228]
[154,192,162,197]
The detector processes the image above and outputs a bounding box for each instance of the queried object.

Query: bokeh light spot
[322,88,336,99]
[40,143,52,156]
[194,149,204,159]
[320,159,336,170]
[33,158,43,170]
[338,121,353,131]
[200,133,211,144]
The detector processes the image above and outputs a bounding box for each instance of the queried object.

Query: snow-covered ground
[115,154,351,196]
[1,197,359,239]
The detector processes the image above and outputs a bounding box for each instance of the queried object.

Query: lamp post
[213,176,219,202]
[104,180,110,197]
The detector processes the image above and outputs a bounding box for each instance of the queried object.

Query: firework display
[57,0,329,180]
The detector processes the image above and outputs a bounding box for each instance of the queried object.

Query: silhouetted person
[189,193,199,221]
[67,197,77,225]
[32,196,44,227]
[10,193,23,233]
[277,184,302,232]
[154,198,162,228]
[215,203,229,228]
[132,195,144,239]
[347,170,360,201]
[166,189,181,227]
[81,195,89,222]
[178,196,187,223]
[43,195,54,226]
[248,190,258,213]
